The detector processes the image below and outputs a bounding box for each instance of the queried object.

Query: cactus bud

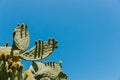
[17,23,20,27]
[59,60,62,67]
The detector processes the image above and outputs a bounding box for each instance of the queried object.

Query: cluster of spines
[44,60,62,68]
[34,38,58,59]
[13,23,28,38]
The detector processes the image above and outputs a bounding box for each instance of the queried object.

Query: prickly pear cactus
[0,23,67,80]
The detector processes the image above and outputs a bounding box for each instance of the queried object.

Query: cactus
[0,23,67,80]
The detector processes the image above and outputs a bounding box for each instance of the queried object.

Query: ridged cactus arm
[11,23,30,57]
[25,61,67,80]
[20,38,58,61]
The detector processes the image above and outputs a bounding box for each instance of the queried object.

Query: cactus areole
[0,23,67,80]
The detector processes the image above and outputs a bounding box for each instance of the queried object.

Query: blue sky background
[0,0,120,80]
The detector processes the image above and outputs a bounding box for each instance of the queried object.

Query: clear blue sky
[0,0,120,80]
